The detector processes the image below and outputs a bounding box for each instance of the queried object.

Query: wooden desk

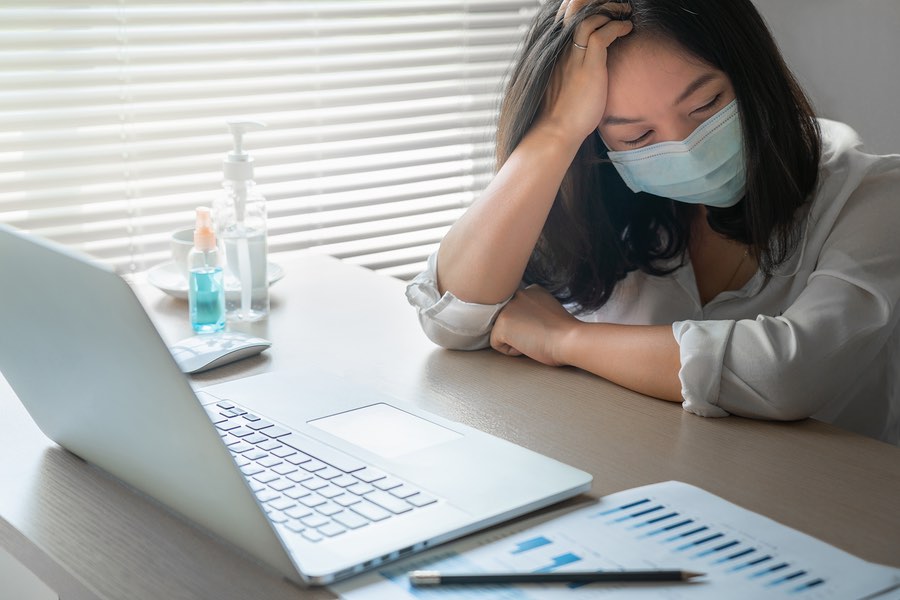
[2,251,898,599]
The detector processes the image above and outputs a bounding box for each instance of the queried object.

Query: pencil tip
[683,571,706,580]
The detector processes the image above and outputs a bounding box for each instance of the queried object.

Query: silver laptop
[0,224,592,586]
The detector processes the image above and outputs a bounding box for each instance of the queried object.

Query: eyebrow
[601,72,719,127]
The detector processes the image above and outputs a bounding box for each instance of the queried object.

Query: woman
[406,0,900,444]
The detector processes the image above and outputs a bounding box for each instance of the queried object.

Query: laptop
[0,224,592,586]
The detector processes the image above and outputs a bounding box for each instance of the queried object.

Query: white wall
[752,0,900,155]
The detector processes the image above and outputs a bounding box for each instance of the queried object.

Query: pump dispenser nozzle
[224,120,266,181]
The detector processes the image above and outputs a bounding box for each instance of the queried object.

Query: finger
[572,12,609,48]
[555,0,570,23]
[581,19,633,60]
[562,0,592,25]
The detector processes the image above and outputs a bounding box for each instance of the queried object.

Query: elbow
[418,315,491,351]
[719,365,825,422]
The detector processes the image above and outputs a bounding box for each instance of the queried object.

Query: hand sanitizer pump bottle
[214,120,269,322]
[188,207,226,333]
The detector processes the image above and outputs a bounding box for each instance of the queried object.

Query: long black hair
[498,0,821,312]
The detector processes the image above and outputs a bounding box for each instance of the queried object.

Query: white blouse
[406,120,900,445]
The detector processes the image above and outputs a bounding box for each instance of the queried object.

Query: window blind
[0,0,540,280]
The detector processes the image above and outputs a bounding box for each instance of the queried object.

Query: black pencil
[408,569,705,586]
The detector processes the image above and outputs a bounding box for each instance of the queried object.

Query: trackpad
[309,403,462,459]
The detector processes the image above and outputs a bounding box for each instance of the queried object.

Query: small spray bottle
[188,206,226,333]
[213,120,269,322]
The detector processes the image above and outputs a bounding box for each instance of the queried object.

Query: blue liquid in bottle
[189,266,226,333]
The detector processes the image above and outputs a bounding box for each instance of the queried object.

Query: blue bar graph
[665,525,708,542]
[791,578,825,593]
[713,547,756,564]
[750,562,789,579]
[766,570,807,587]
[728,554,773,573]
[675,532,723,551]
[534,553,581,573]
[641,518,693,538]
[630,511,678,530]
[612,505,664,523]
[694,539,739,558]
[510,536,552,554]
[594,498,650,517]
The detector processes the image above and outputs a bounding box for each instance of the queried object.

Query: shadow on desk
[25,447,308,600]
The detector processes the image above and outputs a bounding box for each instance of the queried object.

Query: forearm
[559,322,683,402]
[436,124,582,304]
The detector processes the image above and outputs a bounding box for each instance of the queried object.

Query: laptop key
[247,419,274,431]
[256,489,280,503]
[240,464,264,477]
[350,500,391,522]
[407,493,437,508]
[300,459,327,472]
[315,501,343,517]
[318,522,346,537]
[244,433,269,445]
[301,477,328,491]
[317,484,344,499]
[230,441,254,454]
[249,480,266,493]
[352,467,386,483]
[257,440,282,451]
[286,453,313,465]
[284,487,311,500]
[268,477,295,492]
[333,493,362,507]
[347,482,375,496]
[373,477,403,492]
[301,529,323,543]
[272,463,297,476]
[316,466,343,480]
[242,412,261,422]
[257,456,282,469]
[300,514,330,528]
[286,506,313,520]
[268,497,296,511]
[243,449,267,461]
[330,474,357,488]
[215,421,241,432]
[265,425,291,438]
[389,484,420,499]
[365,490,412,514]
[333,511,369,530]
[204,408,228,424]
[285,520,305,533]
[253,471,280,484]
[271,447,297,458]
[229,426,256,438]
[234,456,251,467]
[279,433,366,473]
[287,471,314,484]
[299,494,327,508]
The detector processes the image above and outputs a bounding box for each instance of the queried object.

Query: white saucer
[147,261,285,300]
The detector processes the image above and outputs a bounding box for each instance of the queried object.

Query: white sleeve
[405,252,511,350]
[673,170,900,421]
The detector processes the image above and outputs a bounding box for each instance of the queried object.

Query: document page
[332,481,900,599]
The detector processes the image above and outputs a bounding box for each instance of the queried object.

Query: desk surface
[2,251,898,600]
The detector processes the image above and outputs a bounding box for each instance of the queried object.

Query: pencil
[408,569,705,586]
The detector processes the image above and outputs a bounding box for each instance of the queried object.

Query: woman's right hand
[537,0,633,143]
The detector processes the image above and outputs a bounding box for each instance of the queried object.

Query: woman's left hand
[490,285,579,366]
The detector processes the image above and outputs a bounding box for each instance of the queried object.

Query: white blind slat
[1,1,539,278]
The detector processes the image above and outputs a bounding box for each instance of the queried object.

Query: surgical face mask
[605,99,746,208]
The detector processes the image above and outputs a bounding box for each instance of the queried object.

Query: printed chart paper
[331,481,900,599]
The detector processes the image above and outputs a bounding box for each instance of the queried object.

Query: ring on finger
[573,40,588,50]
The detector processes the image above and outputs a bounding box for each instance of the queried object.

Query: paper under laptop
[0,224,592,585]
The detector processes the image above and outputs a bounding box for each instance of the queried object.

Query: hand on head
[538,0,633,143]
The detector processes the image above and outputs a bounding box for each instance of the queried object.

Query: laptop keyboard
[205,401,438,543]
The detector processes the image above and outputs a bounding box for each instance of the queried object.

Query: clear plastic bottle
[188,207,226,333]
[213,120,269,322]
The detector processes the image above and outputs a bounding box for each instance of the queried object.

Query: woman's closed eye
[692,93,722,116]
[623,130,652,146]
